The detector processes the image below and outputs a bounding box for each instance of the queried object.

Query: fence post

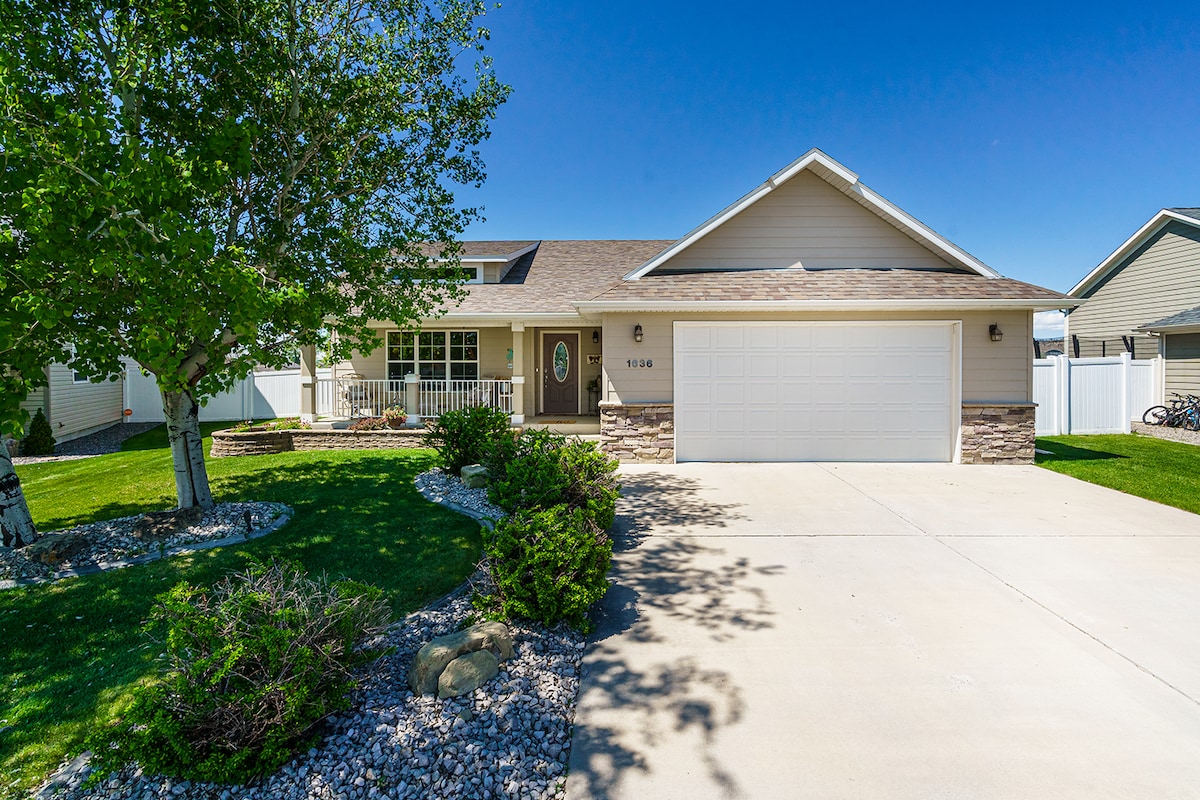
[1120,352,1132,434]
[1056,355,1070,435]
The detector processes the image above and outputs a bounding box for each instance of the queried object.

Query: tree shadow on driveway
[567,469,784,800]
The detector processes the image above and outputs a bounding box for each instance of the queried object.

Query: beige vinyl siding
[1069,221,1200,351]
[1165,333,1200,398]
[663,171,956,271]
[42,363,124,441]
[20,386,46,421]
[602,310,1031,405]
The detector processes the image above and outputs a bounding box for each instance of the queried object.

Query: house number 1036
[626,359,653,368]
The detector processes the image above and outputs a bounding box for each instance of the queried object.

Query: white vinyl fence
[1033,354,1161,436]
[124,367,329,423]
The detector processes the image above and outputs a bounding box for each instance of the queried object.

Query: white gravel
[45,593,586,800]
[415,469,505,521]
[0,502,290,583]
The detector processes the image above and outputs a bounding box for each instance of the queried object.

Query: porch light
[989,323,1003,342]
[633,324,643,343]
[592,330,600,344]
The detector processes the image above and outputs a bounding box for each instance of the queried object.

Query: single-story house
[297,149,1070,464]
[1066,209,1200,394]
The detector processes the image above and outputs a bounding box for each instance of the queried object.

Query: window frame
[386,330,479,382]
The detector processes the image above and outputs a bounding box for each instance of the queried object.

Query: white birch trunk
[162,388,214,510]
[0,447,37,548]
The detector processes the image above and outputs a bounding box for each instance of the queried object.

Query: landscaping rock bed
[1132,421,1200,446]
[415,469,504,522]
[43,593,586,800]
[0,502,290,585]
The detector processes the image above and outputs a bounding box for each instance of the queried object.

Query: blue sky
[457,2,1200,336]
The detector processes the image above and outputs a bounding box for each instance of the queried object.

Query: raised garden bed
[211,427,427,457]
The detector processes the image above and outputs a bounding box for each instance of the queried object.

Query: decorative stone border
[959,403,1036,464]
[211,427,427,457]
[0,508,293,591]
[599,401,674,464]
[1131,421,1200,446]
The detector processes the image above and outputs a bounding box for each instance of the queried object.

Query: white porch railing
[315,377,513,418]
[418,379,514,417]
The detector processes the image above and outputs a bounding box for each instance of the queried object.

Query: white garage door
[674,322,956,462]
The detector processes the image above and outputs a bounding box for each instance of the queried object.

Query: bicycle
[1142,393,1200,430]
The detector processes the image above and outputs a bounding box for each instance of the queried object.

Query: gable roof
[624,149,1000,280]
[1137,304,1200,333]
[1069,209,1200,298]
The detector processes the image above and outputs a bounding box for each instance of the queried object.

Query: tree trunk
[0,447,37,548]
[162,388,214,510]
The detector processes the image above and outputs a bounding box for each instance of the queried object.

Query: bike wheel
[1186,411,1200,432]
[1143,405,1170,425]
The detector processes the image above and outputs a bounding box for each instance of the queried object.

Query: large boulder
[23,533,88,566]
[132,507,204,541]
[408,621,513,697]
[438,650,500,699]
[460,464,489,489]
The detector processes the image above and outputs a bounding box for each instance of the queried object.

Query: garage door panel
[675,322,955,462]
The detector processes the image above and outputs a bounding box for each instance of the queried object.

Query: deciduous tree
[1,0,507,508]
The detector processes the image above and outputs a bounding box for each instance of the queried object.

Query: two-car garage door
[674,322,957,462]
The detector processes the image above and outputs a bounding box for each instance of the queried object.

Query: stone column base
[600,402,674,463]
[959,403,1037,464]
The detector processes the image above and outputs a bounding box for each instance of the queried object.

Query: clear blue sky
[458,2,1200,334]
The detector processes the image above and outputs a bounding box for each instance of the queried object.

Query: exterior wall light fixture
[593,330,600,344]
[989,323,1003,342]
[633,324,644,343]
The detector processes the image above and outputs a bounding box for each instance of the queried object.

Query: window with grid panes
[386,331,478,382]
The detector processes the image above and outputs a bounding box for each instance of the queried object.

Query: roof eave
[622,149,1000,281]
[1069,210,1200,297]
[574,298,1078,313]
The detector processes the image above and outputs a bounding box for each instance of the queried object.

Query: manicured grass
[1037,434,1200,515]
[0,426,481,798]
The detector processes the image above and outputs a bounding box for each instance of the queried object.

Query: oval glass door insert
[553,341,569,382]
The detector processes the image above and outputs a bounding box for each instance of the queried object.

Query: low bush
[486,430,619,529]
[21,408,55,455]
[423,405,514,474]
[480,504,612,631]
[348,416,387,431]
[87,560,390,784]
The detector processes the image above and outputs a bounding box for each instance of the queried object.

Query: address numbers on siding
[626,359,653,368]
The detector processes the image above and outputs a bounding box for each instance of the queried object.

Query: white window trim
[386,330,480,381]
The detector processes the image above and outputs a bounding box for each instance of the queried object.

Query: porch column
[511,322,525,424]
[299,344,317,423]
[405,373,419,421]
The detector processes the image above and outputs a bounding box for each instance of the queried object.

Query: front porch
[296,322,604,426]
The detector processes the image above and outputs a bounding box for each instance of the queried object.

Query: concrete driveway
[564,463,1200,800]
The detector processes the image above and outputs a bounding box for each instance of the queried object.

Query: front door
[542,332,579,414]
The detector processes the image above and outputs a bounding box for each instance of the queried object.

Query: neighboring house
[299,149,1069,464]
[1066,208,1200,397]
[1033,338,1065,358]
[16,360,124,446]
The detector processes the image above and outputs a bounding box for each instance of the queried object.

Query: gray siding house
[1067,209,1200,395]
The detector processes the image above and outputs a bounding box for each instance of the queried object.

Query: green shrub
[87,560,390,785]
[486,430,620,529]
[21,408,55,455]
[423,405,513,474]
[481,504,612,631]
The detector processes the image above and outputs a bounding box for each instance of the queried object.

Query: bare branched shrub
[88,559,390,784]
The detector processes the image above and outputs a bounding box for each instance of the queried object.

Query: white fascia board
[431,242,541,264]
[1068,210,1200,297]
[769,148,859,185]
[357,312,583,329]
[623,183,775,280]
[1136,323,1200,334]
[851,184,999,278]
[574,298,1078,313]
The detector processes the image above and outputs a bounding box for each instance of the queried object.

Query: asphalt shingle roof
[1168,208,1200,224]
[587,268,1070,304]
[1139,304,1200,331]
[433,240,1068,315]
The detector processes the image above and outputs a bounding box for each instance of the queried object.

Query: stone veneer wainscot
[599,402,674,464]
[959,402,1036,464]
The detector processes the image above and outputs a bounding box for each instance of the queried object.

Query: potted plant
[382,405,408,429]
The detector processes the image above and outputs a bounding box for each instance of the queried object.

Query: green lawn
[1037,434,1200,515]
[0,426,481,798]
